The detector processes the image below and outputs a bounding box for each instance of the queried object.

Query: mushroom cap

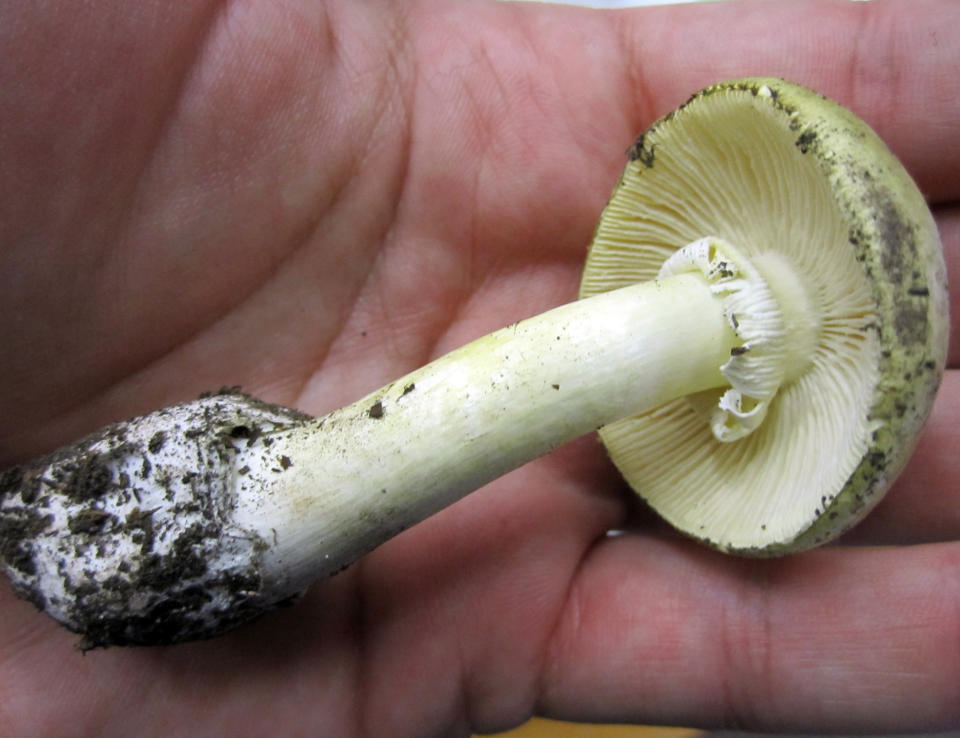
[579,77,949,555]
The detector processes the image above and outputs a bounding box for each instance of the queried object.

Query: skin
[0,0,958,735]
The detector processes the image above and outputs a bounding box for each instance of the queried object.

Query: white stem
[2,238,788,645]
[240,271,738,593]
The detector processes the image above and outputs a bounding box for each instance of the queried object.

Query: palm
[1,1,958,736]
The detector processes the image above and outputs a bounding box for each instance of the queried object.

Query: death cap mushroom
[580,78,948,555]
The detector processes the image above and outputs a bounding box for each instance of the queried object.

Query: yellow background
[480,719,700,737]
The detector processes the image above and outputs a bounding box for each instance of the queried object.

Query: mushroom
[579,78,949,553]
[0,78,948,647]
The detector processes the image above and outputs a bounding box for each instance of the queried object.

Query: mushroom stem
[4,237,804,646]
[245,268,739,593]
[1,240,751,646]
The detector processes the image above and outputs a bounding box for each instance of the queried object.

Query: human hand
[0,0,957,735]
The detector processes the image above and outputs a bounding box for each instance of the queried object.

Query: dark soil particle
[227,424,263,447]
[147,431,166,454]
[136,524,212,592]
[0,466,23,502]
[72,566,274,648]
[78,589,210,650]
[68,509,114,535]
[0,509,52,575]
[866,450,887,470]
[628,134,656,168]
[795,129,817,153]
[368,401,385,419]
[124,508,156,552]
[65,454,113,503]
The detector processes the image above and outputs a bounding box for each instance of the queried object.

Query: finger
[0,1,410,461]
[537,537,960,733]
[613,0,960,203]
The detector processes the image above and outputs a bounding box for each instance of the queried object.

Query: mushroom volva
[0,78,948,647]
